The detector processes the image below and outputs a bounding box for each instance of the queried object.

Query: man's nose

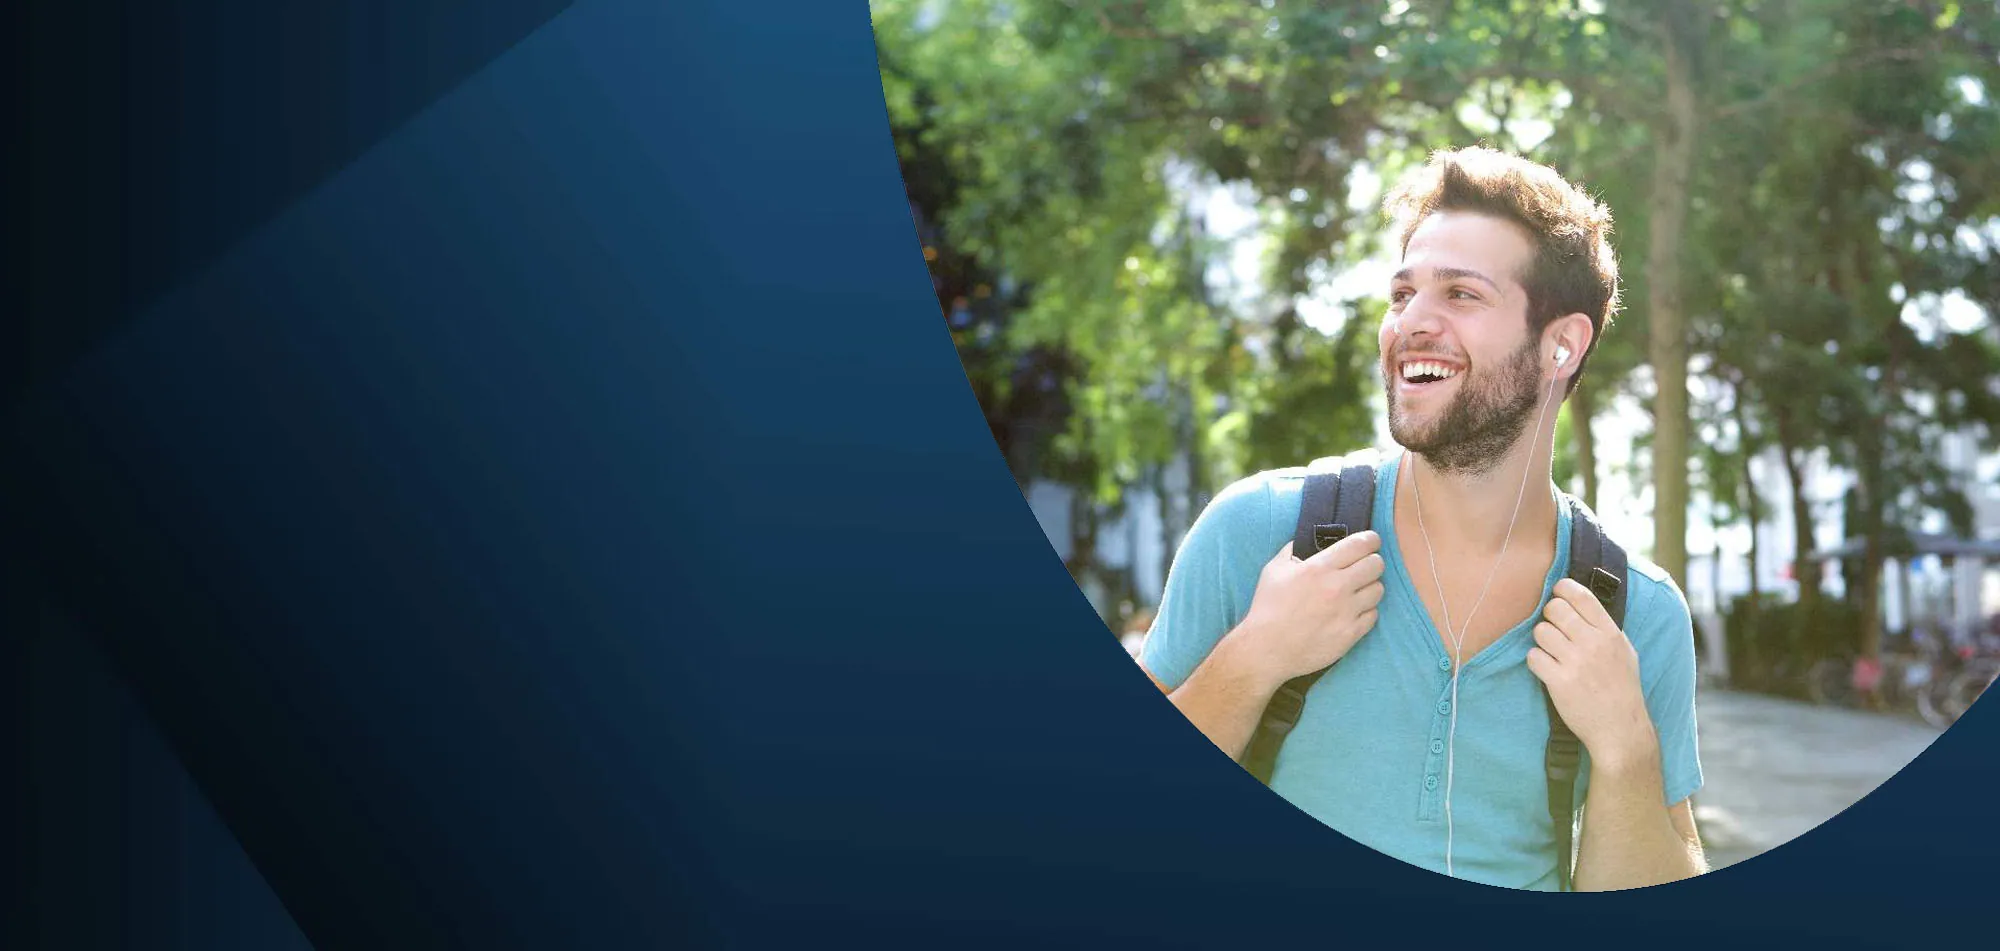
[1396,293,1448,337]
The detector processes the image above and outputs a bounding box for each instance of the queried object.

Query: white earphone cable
[1413,348,1565,879]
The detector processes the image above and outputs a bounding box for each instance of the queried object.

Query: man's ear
[1550,313,1595,373]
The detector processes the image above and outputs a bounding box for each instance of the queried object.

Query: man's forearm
[1165,628,1283,762]
[1573,735,1707,891]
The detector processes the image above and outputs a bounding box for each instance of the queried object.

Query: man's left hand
[1526,578,1654,766]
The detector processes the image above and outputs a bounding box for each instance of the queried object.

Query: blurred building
[1685,323,2000,674]
[1023,446,1198,627]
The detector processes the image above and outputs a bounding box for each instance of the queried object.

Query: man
[1139,147,1706,891]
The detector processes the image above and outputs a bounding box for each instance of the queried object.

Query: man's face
[1378,211,1548,475]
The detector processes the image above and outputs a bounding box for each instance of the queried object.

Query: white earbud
[1554,344,1572,368]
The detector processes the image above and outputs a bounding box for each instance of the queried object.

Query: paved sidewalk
[1688,687,1945,870]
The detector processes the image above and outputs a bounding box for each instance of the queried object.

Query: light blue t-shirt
[1140,451,1703,891]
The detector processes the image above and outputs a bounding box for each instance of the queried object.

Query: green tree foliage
[875,0,2000,628]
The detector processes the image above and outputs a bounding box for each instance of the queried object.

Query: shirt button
[1437,656,1452,672]
[1431,739,1445,754]
[1436,699,1451,716]
[1425,775,1439,791]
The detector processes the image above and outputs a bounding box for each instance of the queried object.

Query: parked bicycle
[1919,642,2000,728]
[1806,622,1976,726]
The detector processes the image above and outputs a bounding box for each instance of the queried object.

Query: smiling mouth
[1398,359,1463,386]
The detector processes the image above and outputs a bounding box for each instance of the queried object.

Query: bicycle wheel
[1943,661,2000,722]
[1883,655,1926,714]
[1918,672,1958,729]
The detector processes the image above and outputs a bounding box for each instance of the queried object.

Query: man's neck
[1400,437,1559,558]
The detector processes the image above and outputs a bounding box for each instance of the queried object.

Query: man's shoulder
[1191,468,1290,544]
[1622,554,1687,608]
[1613,554,1699,711]
[1617,552,1694,645]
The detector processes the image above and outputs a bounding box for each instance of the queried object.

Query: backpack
[1240,456,1629,892]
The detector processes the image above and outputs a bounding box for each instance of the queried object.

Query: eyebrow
[1390,266,1503,293]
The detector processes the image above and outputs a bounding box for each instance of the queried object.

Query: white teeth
[1401,361,1459,382]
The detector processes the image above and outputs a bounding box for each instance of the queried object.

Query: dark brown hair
[1383,146,1620,394]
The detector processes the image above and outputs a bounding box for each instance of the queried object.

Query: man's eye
[1389,289,1413,304]
[1450,288,1480,300]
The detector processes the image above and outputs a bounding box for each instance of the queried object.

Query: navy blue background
[10,1,1996,947]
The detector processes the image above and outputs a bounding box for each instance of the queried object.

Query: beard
[1384,336,1545,478]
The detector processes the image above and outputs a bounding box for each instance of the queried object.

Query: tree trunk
[1646,17,1698,590]
[1170,381,1196,603]
[1068,489,1099,591]
[1572,376,1600,511]
[1729,383,1762,605]
[1742,452,1762,605]
[1840,183,1896,675]
[1727,382,1761,686]
[1771,407,1821,618]
[1854,448,1886,703]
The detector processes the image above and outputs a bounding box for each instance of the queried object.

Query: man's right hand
[1230,532,1385,686]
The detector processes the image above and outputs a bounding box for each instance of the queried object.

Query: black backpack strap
[1563,494,1629,627]
[1243,459,1377,784]
[1546,492,1627,890]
